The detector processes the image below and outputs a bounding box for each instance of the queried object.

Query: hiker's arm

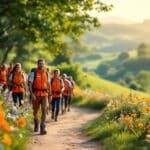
[28,73,36,100]
[61,79,65,93]
[8,73,16,88]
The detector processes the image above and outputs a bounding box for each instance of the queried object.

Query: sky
[96,0,150,24]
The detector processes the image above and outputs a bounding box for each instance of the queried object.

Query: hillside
[80,19,150,53]
[82,72,150,98]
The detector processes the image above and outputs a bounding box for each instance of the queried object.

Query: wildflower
[13,120,19,126]
[18,117,26,127]
[128,124,134,129]
[146,107,150,112]
[147,129,150,134]
[0,110,5,121]
[0,101,3,105]
[1,120,12,132]
[124,116,132,123]
[146,125,150,129]
[131,113,137,118]
[138,123,144,128]
[2,134,12,145]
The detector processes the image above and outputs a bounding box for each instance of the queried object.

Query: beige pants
[32,96,48,125]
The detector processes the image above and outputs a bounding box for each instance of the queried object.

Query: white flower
[19,134,23,138]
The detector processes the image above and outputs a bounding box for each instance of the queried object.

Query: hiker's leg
[12,92,18,106]
[55,98,60,121]
[40,96,48,135]
[68,96,71,112]
[18,92,24,107]
[32,96,40,131]
[61,97,64,114]
[51,98,56,119]
[41,96,48,125]
[64,96,68,112]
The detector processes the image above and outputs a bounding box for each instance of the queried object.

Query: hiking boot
[54,117,58,122]
[61,109,65,115]
[40,124,47,135]
[55,111,59,122]
[34,119,39,132]
[51,111,54,120]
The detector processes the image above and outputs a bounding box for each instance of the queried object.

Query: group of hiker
[0,59,75,135]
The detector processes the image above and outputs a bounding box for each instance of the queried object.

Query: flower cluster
[106,94,150,142]
[0,100,27,147]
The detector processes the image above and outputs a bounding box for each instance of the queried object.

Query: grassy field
[73,72,150,150]
[82,72,150,98]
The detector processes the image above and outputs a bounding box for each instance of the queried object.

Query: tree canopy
[0,0,112,64]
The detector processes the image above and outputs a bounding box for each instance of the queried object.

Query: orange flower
[1,120,11,132]
[124,116,132,123]
[146,125,150,129]
[13,120,19,126]
[0,110,5,121]
[138,123,144,128]
[131,113,137,118]
[2,134,12,145]
[146,107,150,112]
[18,117,26,127]
[128,124,134,129]
[147,129,150,134]
[0,101,3,105]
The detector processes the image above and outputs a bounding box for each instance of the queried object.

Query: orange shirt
[51,78,63,98]
[11,71,25,93]
[32,68,49,96]
[0,68,7,85]
[63,79,72,96]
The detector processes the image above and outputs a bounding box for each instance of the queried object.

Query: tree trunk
[1,44,13,64]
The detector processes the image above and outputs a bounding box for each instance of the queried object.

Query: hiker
[51,69,64,121]
[46,67,52,115]
[5,63,14,102]
[7,63,14,77]
[8,63,26,107]
[29,59,51,135]
[62,74,72,113]
[0,64,8,94]
[68,76,76,111]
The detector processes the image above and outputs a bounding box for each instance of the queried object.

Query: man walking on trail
[62,74,72,113]
[51,69,64,122]
[29,59,51,135]
[8,63,26,106]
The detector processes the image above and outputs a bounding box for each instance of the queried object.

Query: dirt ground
[27,107,100,150]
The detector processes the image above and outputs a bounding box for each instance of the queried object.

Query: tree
[0,0,112,63]
[136,71,150,92]
[137,43,150,57]
[118,52,129,61]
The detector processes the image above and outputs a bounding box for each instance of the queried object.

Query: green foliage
[83,96,150,150]
[118,52,130,60]
[57,63,84,86]
[52,43,73,65]
[0,98,32,150]
[0,0,112,64]
[73,95,108,110]
[137,43,150,57]
[95,54,150,93]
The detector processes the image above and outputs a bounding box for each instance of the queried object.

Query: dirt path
[27,107,100,150]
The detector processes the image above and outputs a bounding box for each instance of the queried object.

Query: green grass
[72,72,150,150]
[73,95,108,110]
[82,72,150,98]
[83,112,150,150]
